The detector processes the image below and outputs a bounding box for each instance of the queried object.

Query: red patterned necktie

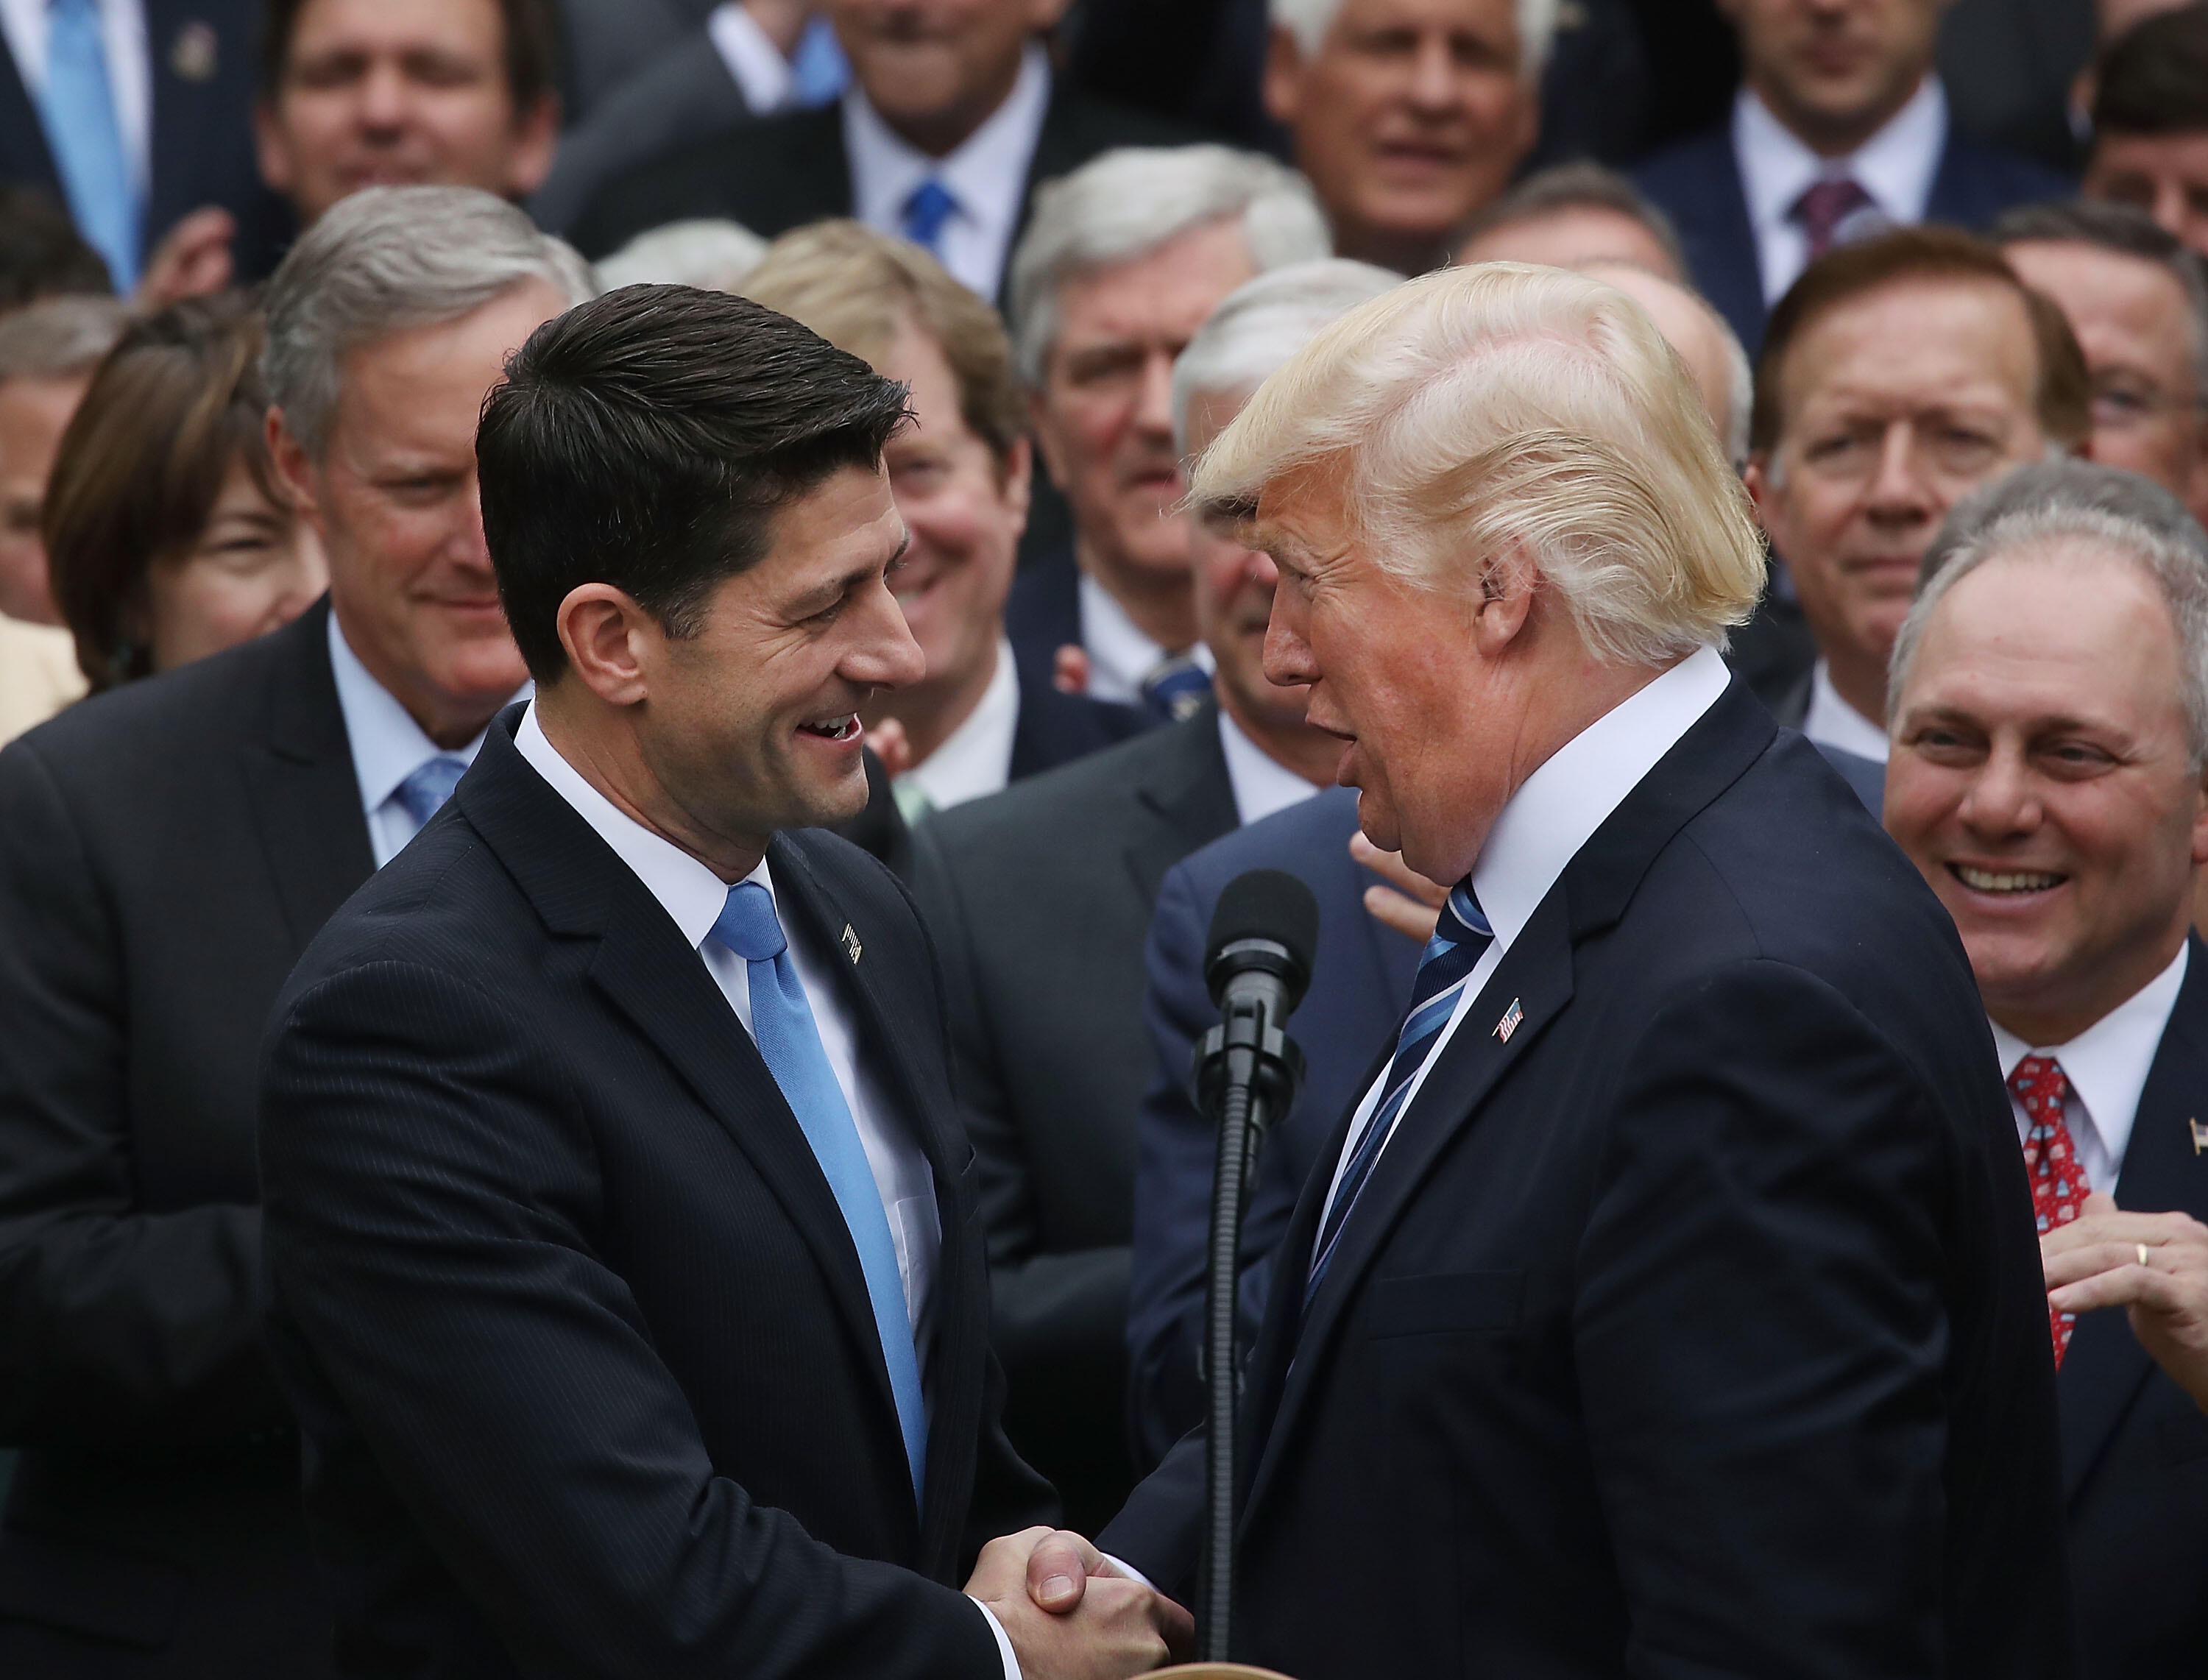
[2010,1054,2089,1367]
[1790,176,1875,262]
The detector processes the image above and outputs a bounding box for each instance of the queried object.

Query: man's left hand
[2044,1191,2208,1413]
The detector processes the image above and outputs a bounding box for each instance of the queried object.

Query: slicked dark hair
[2094,3,2208,136]
[478,284,913,683]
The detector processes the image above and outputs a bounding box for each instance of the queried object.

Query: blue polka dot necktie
[394,754,468,835]
[899,178,958,255]
[1307,879,1493,1305]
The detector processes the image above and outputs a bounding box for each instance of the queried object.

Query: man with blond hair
[1030,261,2072,1676]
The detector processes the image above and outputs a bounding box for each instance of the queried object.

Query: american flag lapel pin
[841,924,863,965]
[1493,998,1524,1043]
[2190,1117,2207,1155]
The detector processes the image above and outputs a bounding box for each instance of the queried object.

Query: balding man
[1064,260,2068,1678]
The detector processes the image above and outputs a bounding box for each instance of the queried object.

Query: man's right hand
[966,1526,1189,1679]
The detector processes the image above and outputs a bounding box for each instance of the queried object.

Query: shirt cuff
[707,1,794,113]
[1102,1553,1154,1592]
[970,1596,1024,1680]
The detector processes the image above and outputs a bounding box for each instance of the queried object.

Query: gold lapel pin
[2190,1117,2207,1155]
[1493,998,1524,1043]
[841,924,863,965]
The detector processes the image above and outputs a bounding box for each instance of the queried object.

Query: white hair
[0,294,127,383]
[1009,145,1333,387]
[595,219,767,294]
[1270,0,1560,68]
[1172,258,1402,449]
[1891,461,2208,766]
[263,185,598,458]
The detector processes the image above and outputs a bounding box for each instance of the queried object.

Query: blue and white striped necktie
[1306,878,1493,1302]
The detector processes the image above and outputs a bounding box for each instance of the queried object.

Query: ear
[1741,453,1779,525]
[253,99,294,195]
[266,408,326,532]
[1469,543,1540,655]
[1000,435,1034,536]
[505,93,561,198]
[558,582,656,708]
[1263,24,1304,128]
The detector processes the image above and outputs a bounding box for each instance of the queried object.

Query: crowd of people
[2,0,2208,1676]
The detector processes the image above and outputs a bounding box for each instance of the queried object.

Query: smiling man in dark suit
[256,282,1188,1679]
[1887,461,2208,1680]
[1072,260,2072,1676]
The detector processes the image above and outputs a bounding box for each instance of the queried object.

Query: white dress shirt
[327,612,520,868]
[1318,645,1733,1230]
[707,1,794,115]
[1734,74,1947,305]
[0,0,149,192]
[1800,659,1891,763]
[1076,570,1211,706]
[898,637,1019,813]
[1219,706,1325,826]
[1989,943,2189,1197]
[842,40,1050,300]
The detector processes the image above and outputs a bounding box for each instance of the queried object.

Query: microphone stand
[1193,988,1303,1663]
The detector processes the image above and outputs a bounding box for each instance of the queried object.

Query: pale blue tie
[40,0,139,291]
[712,880,928,1500]
[394,754,467,833]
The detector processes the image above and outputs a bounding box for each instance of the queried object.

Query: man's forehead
[1919,548,2182,701]
[1783,280,2038,414]
[1331,0,1521,42]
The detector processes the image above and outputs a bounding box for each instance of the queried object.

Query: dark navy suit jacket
[1005,547,1083,702]
[1125,787,1417,1471]
[1633,115,2070,352]
[1101,680,2072,1679]
[0,0,291,282]
[2062,935,2208,1680]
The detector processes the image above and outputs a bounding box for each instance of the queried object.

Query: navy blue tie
[1307,879,1493,1303]
[1141,654,1214,723]
[394,755,467,834]
[899,179,958,254]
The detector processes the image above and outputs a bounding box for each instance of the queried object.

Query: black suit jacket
[2061,935,2208,1680]
[908,706,1239,1534]
[258,713,1055,1680]
[0,602,362,1673]
[1102,680,2072,1679]
[1125,787,1418,1470]
[1632,114,2071,352]
[567,86,1200,298]
[0,0,292,282]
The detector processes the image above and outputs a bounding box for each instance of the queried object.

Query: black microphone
[1192,870,1316,1662]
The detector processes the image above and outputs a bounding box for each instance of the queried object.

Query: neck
[1749,68,1925,160]
[333,605,509,751]
[536,687,765,884]
[1076,536,1200,653]
[1822,645,1888,734]
[866,637,1000,767]
[1988,924,2190,1049]
[1219,684,1338,787]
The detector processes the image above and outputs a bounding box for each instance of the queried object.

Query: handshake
[966,1526,1195,1680]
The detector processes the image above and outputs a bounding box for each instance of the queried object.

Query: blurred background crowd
[6,0,2208,1673]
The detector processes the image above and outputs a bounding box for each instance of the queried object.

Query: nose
[358,60,409,132]
[1863,422,1933,523]
[852,574,928,690]
[1134,349,1177,441]
[1956,740,2041,843]
[1262,591,1319,690]
[1406,32,1456,110]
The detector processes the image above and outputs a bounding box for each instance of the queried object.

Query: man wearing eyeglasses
[1998,199,2208,534]
[1742,224,2089,807]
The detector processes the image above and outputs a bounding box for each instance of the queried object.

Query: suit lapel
[457,730,914,1517]
[1701,129,1771,351]
[1124,706,1239,903]
[2059,939,2208,1500]
[0,24,54,198]
[237,600,376,949]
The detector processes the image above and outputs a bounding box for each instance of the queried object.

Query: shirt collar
[1734,74,1947,236]
[1075,570,1209,703]
[899,637,1021,812]
[1802,659,1892,762]
[1218,705,1325,827]
[843,41,1051,237]
[514,701,770,948]
[327,609,504,815]
[1988,941,2190,1180]
[1471,645,1733,951]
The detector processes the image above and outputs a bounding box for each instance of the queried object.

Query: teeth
[804,716,857,741]
[1956,865,2063,893]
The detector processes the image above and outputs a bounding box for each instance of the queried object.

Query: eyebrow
[788,530,910,615]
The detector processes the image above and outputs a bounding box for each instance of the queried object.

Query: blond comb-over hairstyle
[1192,263,1767,667]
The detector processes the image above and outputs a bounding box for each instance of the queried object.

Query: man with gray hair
[1005,144,1329,720]
[915,256,1387,1534]
[1886,459,2208,1680]
[1044,261,2068,1676]
[0,184,586,1677]
[1996,199,2208,531]
[1264,0,1552,273]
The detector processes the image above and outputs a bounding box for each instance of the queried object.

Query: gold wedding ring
[2139,1242,2154,1269]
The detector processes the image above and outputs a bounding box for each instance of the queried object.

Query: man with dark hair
[0,186,111,306]
[1996,199,2208,527]
[256,281,1190,1680]
[1453,160,1688,280]
[1742,225,2087,803]
[2084,2,2208,256]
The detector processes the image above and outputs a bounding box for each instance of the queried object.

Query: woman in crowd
[43,294,323,690]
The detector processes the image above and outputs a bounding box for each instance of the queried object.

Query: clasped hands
[966,1526,1192,1679]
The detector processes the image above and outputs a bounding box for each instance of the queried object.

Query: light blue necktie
[39,0,139,291]
[899,178,958,255]
[788,15,848,107]
[394,754,467,833]
[712,881,929,1500]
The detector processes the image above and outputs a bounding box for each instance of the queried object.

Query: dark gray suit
[909,705,1238,1532]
